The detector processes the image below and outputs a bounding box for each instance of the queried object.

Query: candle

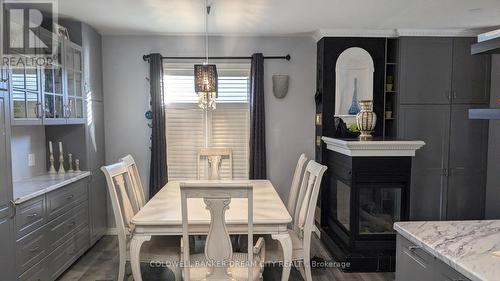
[49,141,53,154]
[59,142,63,154]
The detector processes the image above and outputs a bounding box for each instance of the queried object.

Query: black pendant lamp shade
[194,64,218,96]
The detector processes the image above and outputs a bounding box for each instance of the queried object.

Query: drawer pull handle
[27,213,38,218]
[408,245,421,251]
[67,222,76,227]
[66,194,74,200]
[28,246,40,252]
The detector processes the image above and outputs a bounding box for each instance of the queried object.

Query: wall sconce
[272,75,289,99]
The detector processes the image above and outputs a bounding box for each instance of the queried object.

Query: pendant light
[194,0,218,110]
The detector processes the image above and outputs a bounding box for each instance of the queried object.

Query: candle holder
[75,159,81,173]
[48,152,57,174]
[58,153,65,174]
[67,153,74,173]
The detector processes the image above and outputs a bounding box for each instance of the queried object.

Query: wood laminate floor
[57,236,395,281]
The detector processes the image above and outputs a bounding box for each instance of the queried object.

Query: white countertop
[322,136,425,157]
[13,171,91,204]
[394,220,500,281]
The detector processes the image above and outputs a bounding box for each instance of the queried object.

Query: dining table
[130,179,294,281]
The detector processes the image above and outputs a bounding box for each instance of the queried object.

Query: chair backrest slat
[197,147,233,180]
[180,182,253,281]
[120,154,146,212]
[101,162,136,239]
[294,161,327,233]
[286,153,307,223]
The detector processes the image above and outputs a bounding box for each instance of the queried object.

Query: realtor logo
[2,0,55,55]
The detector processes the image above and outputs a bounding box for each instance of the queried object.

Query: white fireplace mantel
[322,136,426,157]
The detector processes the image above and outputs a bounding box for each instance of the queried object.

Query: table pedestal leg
[130,235,151,281]
[272,233,292,281]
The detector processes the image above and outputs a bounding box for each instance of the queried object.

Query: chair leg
[303,252,313,281]
[118,240,127,281]
[117,259,126,281]
[172,265,182,281]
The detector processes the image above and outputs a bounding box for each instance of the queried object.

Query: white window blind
[164,62,250,181]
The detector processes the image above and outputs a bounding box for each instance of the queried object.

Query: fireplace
[319,137,424,272]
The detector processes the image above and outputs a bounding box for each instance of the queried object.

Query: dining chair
[101,162,181,281]
[265,160,327,281]
[120,154,146,212]
[197,147,233,180]
[180,182,265,281]
[286,153,308,225]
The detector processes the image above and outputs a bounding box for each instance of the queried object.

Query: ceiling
[57,0,500,36]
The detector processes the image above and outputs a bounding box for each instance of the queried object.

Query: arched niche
[335,47,374,126]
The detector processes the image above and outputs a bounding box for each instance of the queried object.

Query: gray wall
[10,126,47,181]
[102,35,316,202]
[485,55,500,219]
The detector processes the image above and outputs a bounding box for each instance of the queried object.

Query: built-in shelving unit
[383,38,399,137]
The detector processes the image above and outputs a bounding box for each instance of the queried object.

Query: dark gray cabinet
[447,104,489,220]
[398,37,490,221]
[89,173,107,244]
[0,93,16,281]
[399,37,490,105]
[396,235,471,281]
[399,104,489,220]
[399,37,453,104]
[399,105,450,220]
[451,38,490,104]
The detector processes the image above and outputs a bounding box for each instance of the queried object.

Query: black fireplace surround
[320,150,411,272]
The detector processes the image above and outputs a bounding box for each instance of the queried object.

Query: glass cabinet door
[64,41,84,122]
[0,67,8,91]
[43,64,65,122]
[10,65,42,123]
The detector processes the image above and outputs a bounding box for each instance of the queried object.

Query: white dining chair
[180,182,265,281]
[197,147,233,180]
[120,154,146,212]
[265,160,327,281]
[286,153,308,225]
[101,162,181,281]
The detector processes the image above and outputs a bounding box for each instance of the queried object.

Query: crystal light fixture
[194,1,218,110]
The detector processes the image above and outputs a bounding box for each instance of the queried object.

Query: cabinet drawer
[46,180,87,221]
[46,201,88,252]
[18,258,49,281]
[47,226,89,280]
[16,196,46,238]
[435,259,471,281]
[16,225,46,276]
[396,235,435,281]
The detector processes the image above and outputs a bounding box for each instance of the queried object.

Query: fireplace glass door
[358,186,402,235]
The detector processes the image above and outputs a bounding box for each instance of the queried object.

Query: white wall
[102,35,316,203]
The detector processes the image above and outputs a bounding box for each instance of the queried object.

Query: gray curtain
[249,53,266,179]
[147,53,168,197]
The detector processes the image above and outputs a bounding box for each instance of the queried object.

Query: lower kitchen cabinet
[13,178,94,281]
[396,235,471,281]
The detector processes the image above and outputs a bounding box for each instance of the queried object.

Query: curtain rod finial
[143,55,149,61]
[285,54,291,61]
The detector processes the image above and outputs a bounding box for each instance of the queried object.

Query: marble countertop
[394,220,500,281]
[13,171,91,204]
[322,136,425,157]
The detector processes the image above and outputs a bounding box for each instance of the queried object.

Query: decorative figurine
[48,141,56,174]
[75,159,81,172]
[58,142,65,174]
[67,153,74,173]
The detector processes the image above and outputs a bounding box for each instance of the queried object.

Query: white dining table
[130,179,293,281]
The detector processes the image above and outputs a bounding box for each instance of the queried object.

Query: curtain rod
[142,54,291,61]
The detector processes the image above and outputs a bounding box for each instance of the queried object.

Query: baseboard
[106,228,118,235]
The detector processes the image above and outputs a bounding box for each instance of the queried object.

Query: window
[164,62,250,180]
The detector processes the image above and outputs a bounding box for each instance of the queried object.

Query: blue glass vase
[348,78,360,115]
